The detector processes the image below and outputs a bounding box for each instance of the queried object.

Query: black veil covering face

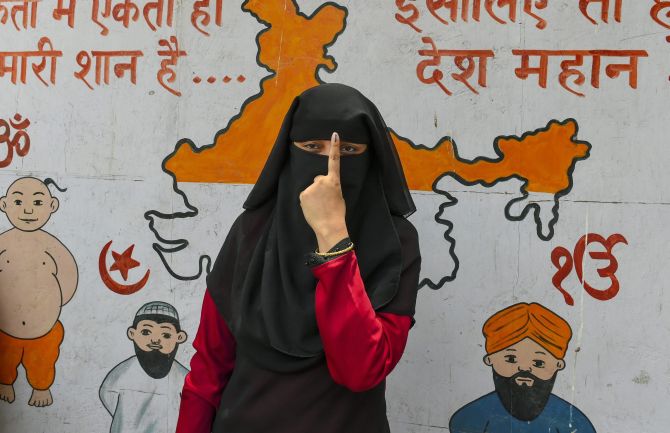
[206,83,419,373]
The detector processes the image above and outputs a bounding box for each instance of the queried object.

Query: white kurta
[99,355,189,433]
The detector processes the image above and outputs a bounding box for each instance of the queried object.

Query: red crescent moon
[99,240,151,295]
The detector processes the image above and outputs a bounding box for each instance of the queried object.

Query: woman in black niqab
[179,83,422,433]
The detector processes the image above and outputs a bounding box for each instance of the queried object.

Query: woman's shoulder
[235,200,275,237]
[390,215,419,252]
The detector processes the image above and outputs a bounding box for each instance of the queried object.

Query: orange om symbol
[0,113,31,168]
[551,233,628,305]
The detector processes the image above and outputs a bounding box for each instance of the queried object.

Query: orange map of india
[163,0,589,195]
[148,0,591,285]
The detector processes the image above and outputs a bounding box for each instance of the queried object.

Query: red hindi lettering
[485,0,516,24]
[395,0,422,33]
[143,0,174,31]
[424,0,546,27]
[558,52,589,97]
[450,52,494,94]
[596,50,648,89]
[417,37,493,96]
[417,36,452,95]
[0,37,63,86]
[112,0,140,29]
[524,0,548,29]
[579,0,622,25]
[192,0,223,36]
[31,36,61,86]
[513,49,549,88]
[0,52,28,85]
[651,0,670,29]
[0,3,7,26]
[74,50,143,89]
[0,0,39,31]
[92,0,112,35]
[53,0,76,28]
[513,50,647,95]
[426,0,460,25]
[157,36,187,96]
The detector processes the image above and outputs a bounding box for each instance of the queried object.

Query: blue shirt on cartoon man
[450,391,595,433]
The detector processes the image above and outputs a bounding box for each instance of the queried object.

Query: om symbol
[0,113,31,168]
[551,233,627,305]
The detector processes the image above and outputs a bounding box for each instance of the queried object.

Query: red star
[109,244,141,281]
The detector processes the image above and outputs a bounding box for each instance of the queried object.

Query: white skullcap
[135,301,179,321]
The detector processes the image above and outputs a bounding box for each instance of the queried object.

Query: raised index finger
[328,131,340,180]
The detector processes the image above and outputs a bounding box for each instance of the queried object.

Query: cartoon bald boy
[449,302,596,433]
[0,177,78,407]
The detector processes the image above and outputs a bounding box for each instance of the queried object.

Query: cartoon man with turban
[449,303,596,432]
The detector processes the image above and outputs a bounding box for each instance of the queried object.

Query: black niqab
[206,83,418,372]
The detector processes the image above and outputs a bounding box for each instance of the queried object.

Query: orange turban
[483,303,572,359]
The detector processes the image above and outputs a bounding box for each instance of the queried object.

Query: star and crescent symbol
[99,241,150,295]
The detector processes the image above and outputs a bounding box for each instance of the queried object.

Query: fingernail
[333,132,339,141]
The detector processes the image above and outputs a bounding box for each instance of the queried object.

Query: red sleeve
[312,250,412,392]
[176,290,236,433]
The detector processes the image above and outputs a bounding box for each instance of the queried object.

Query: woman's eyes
[299,142,362,153]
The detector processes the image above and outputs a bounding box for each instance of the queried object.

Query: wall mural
[551,233,628,305]
[1,0,666,432]
[99,301,188,433]
[99,241,151,295]
[449,303,596,433]
[0,177,78,407]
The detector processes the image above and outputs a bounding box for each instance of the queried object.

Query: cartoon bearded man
[449,302,596,432]
[100,301,189,433]
[0,177,78,407]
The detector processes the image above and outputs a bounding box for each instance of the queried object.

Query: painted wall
[0,0,668,432]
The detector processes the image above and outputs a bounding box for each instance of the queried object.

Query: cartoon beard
[134,343,178,379]
[492,370,557,421]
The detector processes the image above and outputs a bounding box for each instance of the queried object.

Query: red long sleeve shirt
[176,251,411,433]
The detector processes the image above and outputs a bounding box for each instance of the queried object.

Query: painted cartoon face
[484,338,565,385]
[127,320,187,355]
[293,140,368,156]
[0,177,59,231]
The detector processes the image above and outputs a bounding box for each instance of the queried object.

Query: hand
[299,132,350,252]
